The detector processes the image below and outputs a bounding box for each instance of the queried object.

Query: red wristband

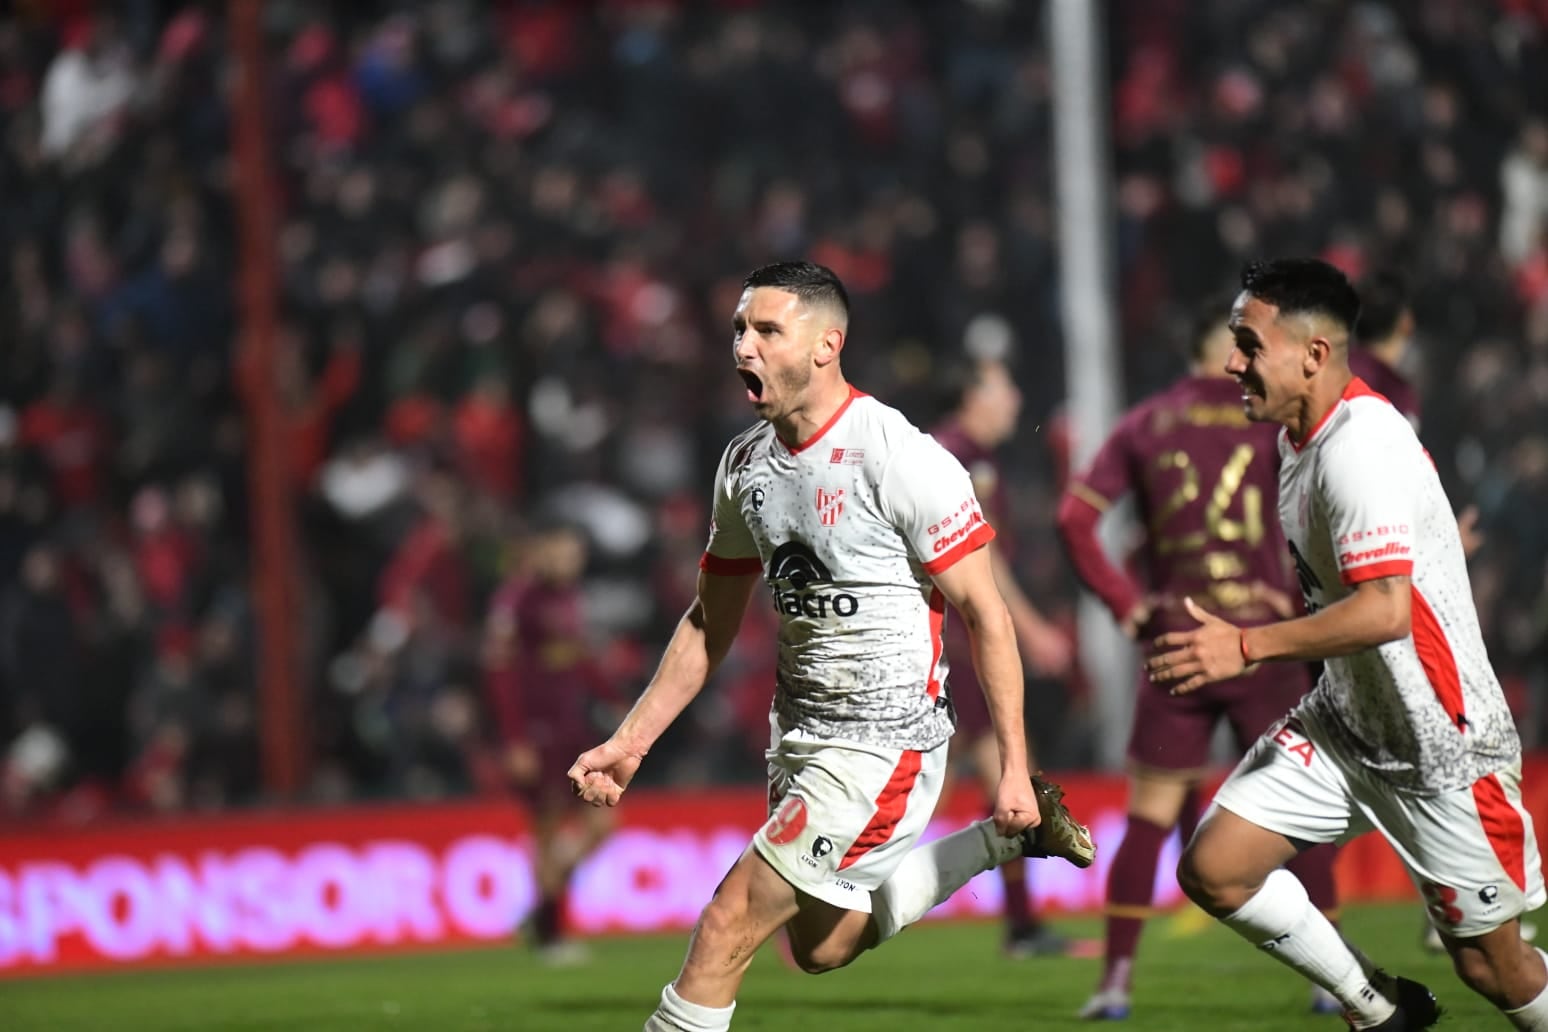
[1239,628,1252,665]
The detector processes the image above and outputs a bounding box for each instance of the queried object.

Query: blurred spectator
[39,12,139,166]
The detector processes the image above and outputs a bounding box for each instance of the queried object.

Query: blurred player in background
[1350,269,1421,430]
[568,262,1094,1031]
[1153,258,1546,1031]
[483,521,615,965]
[931,356,1074,957]
[1057,295,1342,1019]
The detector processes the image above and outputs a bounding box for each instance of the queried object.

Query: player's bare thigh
[784,887,879,973]
[1177,807,1301,915]
[676,847,807,1007]
[676,845,880,1002]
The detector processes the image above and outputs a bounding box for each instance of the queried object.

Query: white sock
[1344,938,1380,980]
[871,819,1020,944]
[1504,949,1548,1030]
[1221,869,1395,1028]
[643,983,735,1031]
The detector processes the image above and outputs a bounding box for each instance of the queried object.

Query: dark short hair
[1188,290,1239,361]
[1239,258,1361,335]
[1354,269,1410,346]
[743,261,850,321]
[934,356,992,418]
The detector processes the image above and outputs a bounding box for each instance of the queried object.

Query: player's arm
[480,601,538,782]
[615,569,759,752]
[1056,425,1147,635]
[1240,574,1409,662]
[1145,576,1409,695]
[987,541,1072,676]
[571,569,758,804]
[932,547,1030,782]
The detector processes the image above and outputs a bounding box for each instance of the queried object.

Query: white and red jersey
[701,386,994,751]
[1279,378,1519,794]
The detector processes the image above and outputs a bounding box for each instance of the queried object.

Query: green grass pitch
[3,902,1530,1030]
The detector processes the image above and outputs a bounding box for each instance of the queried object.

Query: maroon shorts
[1126,662,1313,774]
[943,635,993,740]
[513,720,594,811]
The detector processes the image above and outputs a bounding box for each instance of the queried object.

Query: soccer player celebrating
[1151,258,1547,1031]
[1057,296,1341,1019]
[932,355,1074,958]
[569,261,1094,1031]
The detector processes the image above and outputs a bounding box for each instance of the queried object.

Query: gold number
[1150,450,1199,530]
[1151,445,1264,554]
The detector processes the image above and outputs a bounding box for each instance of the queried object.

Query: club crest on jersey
[816,488,845,526]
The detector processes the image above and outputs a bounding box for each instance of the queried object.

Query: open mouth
[737,369,764,403]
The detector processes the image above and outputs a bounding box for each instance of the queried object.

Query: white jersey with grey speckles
[1278,380,1519,795]
[702,390,995,751]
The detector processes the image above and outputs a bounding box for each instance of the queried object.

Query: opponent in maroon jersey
[1351,269,1421,428]
[483,522,614,964]
[1057,298,1339,1019]
[932,355,1073,957]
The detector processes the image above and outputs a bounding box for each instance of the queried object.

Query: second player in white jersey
[1150,258,1548,1030]
[702,387,994,751]
[1278,378,1519,794]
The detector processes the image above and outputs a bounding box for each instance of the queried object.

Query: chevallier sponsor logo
[931,510,984,553]
[1340,541,1410,565]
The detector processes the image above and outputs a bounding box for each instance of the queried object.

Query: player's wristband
[1239,628,1252,665]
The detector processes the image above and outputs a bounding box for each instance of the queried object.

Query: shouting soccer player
[1151,258,1547,1031]
[1057,295,1342,1019]
[568,261,1094,1031]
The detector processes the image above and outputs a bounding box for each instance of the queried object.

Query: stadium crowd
[2,0,1548,822]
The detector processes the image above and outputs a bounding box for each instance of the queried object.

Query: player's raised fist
[568,740,644,807]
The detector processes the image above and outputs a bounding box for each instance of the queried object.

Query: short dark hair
[1239,258,1361,336]
[1354,269,1410,346]
[743,261,850,321]
[1187,290,1239,361]
[934,356,991,418]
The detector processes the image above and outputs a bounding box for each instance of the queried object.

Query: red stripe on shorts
[1411,586,1466,733]
[1473,773,1527,892]
[838,750,923,871]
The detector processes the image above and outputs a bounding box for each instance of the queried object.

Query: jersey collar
[1289,377,1379,452]
[784,385,866,454]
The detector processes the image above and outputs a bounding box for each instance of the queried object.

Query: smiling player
[1151,258,1546,1031]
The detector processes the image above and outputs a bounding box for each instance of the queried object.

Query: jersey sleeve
[700,440,763,576]
[1068,410,1136,511]
[1319,430,1417,585]
[1058,417,1143,620]
[878,433,996,576]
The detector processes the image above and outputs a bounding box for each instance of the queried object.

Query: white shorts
[753,722,948,912]
[1215,712,1547,937]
